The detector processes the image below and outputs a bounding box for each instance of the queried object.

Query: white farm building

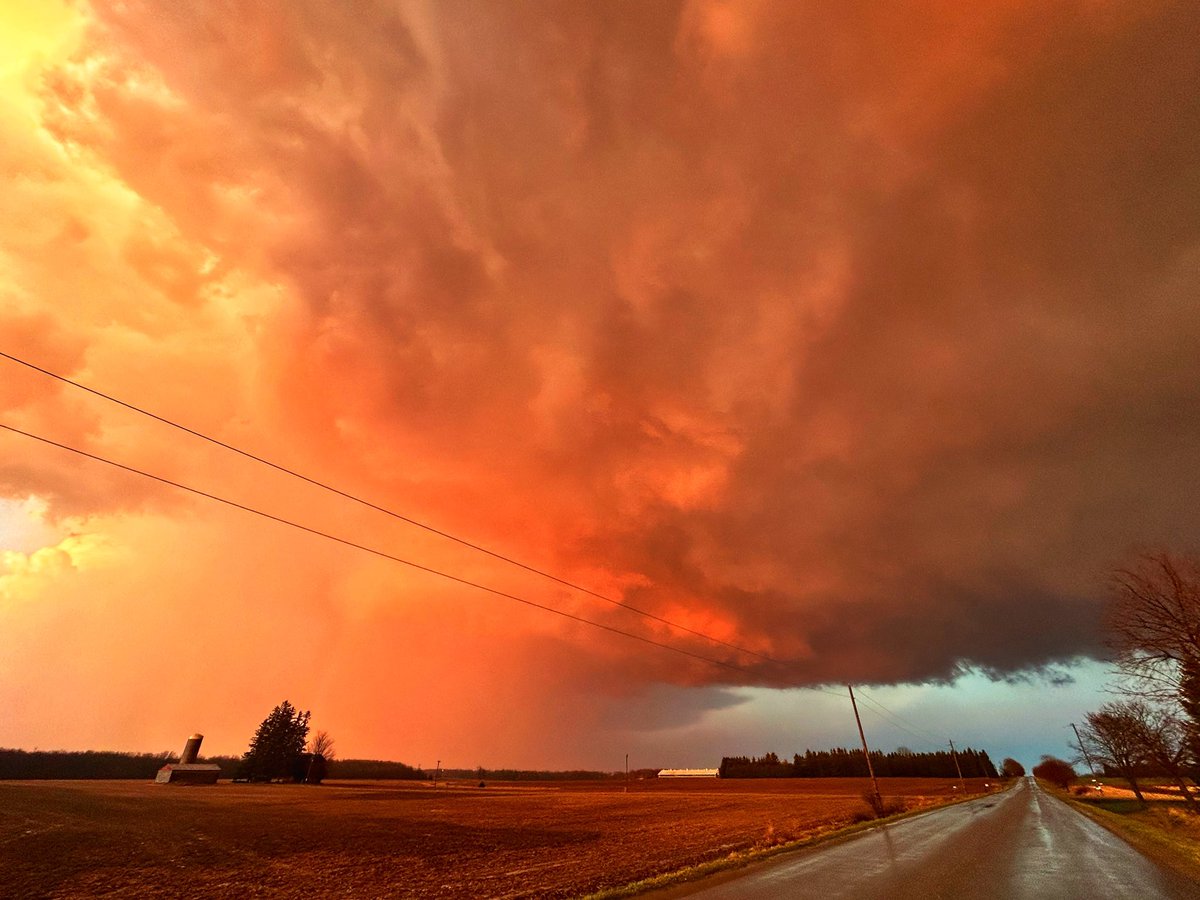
[657,768,719,778]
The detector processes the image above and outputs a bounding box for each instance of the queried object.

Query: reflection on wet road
[658,777,1199,899]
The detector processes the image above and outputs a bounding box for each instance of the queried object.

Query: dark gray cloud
[23,0,1200,695]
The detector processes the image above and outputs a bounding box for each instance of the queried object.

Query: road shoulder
[1058,790,1200,887]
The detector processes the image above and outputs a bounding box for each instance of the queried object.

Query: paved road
[655,777,1199,899]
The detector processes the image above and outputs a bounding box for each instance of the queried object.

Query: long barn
[657,768,719,778]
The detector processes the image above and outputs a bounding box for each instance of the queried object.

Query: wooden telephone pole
[949,739,965,791]
[848,684,882,812]
[1071,723,1098,777]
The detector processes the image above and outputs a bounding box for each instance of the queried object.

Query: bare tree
[1108,552,1200,702]
[1127,702,1198,813]
[310,730,336,762]
[1031,756,1075,789]
[303,730,336,785]
[1001,758,1025,778]
[1073,702,1150,803]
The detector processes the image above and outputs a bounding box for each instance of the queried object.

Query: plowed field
[0,777,993,898]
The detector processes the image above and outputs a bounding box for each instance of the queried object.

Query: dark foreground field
[0,777,992,898]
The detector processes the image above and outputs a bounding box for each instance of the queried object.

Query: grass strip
[1062,793,1200,885]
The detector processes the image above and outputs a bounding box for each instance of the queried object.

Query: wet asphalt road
[655,777,1200,899]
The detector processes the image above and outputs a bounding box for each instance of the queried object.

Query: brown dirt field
[0,777,994,899]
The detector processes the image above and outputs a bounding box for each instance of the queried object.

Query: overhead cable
[0,350,779,664]
[0,422,757,677]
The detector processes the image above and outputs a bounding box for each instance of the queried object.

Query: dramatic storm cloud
[1,1,1198,765]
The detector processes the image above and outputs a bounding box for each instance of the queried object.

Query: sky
[1,1,1198,771]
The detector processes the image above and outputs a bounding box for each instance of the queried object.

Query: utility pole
[1071,723,1097,775]
[625,753,629,793]
[434,759,441,788]
[1071,723,1101,794]
[848,684,882,812]
[948,739,965,792]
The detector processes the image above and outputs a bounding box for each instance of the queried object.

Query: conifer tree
[238,700,311,782]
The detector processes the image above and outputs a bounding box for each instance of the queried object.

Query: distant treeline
[719,748,999,779]
[439,768,621,781]
[327,759,426,780]
[0,749,237,780]
[1,749,427,781]
[0,749,640,782]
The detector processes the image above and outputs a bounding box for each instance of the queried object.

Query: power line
[0,422,759,677]
[860,708,941,751]
[0,350,778,664]
[855,688,949,746]
[855,693,941,744]
[856,690,996,765]
[0,355,996,754]
[4,420,985,763]
[855,701,945,752]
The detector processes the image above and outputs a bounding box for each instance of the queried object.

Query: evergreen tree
[238,700,311,782]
